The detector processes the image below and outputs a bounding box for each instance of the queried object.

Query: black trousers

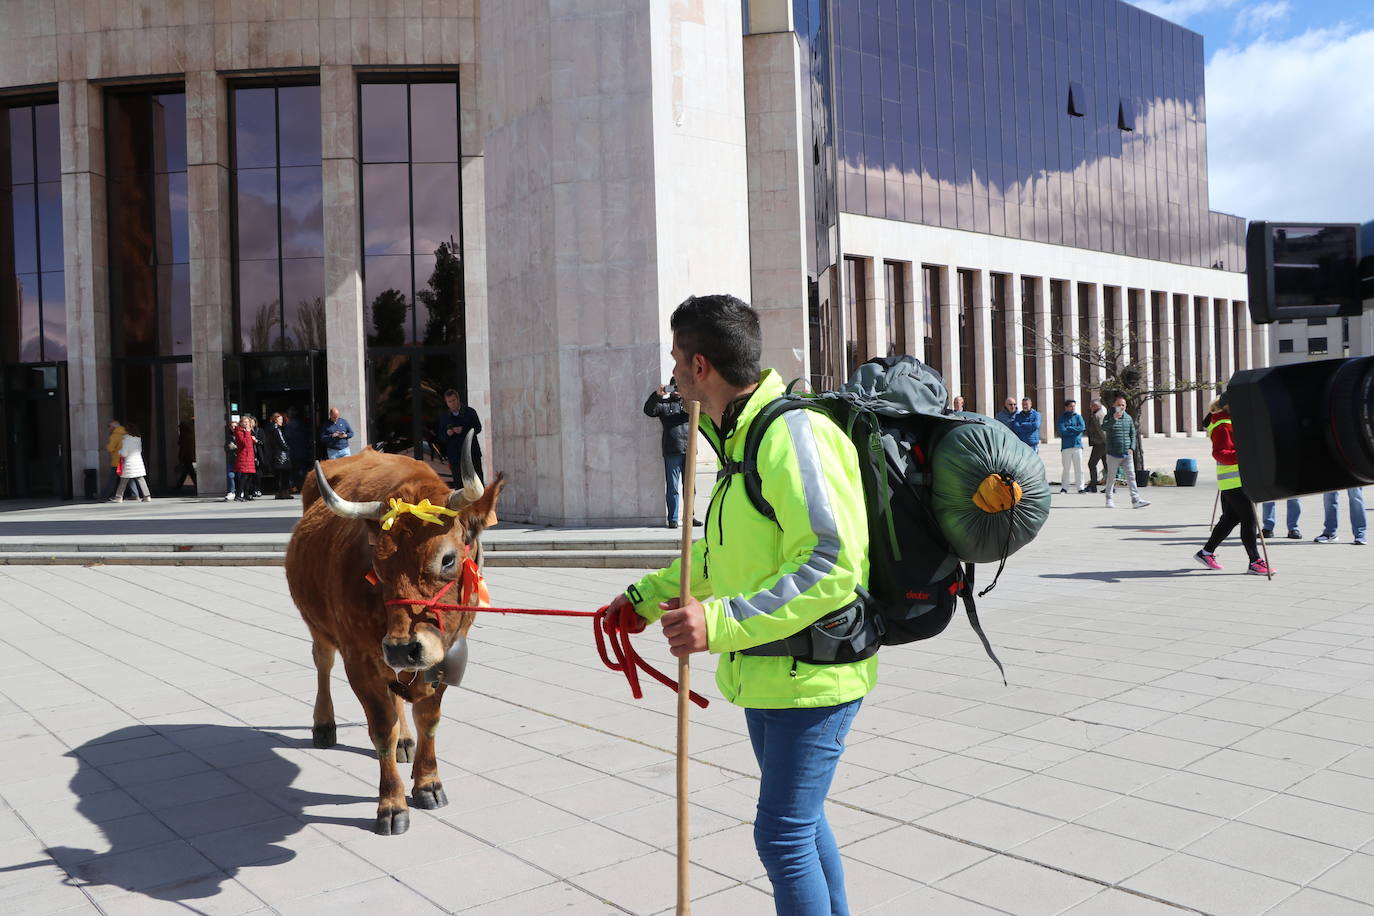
[1087,445,1107,486]
[1204,487,1259,562]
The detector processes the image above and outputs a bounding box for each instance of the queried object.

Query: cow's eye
[441,552,457,571]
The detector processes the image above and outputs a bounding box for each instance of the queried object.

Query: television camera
[1228,222,1374,501]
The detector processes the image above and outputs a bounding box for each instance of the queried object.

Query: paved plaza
[2,463,1374,914]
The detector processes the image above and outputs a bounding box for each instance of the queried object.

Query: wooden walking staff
[675,399,700,915]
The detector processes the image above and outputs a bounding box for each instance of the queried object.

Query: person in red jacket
[232,416,258,502]
[1195,393,1271,574]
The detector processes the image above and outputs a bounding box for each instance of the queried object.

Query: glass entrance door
[1,363,71,499]
[223,351,326,490]
[366,348,466,485]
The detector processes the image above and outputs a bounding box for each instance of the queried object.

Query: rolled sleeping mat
[930,418,1052,563]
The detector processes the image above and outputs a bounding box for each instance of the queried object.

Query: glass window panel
[165,170,189,263]
[7,107,34,184]
[238,258,281,352]
[362,163,411,256]
[277,85,321,168]
[410,163,460,256]
[368,352,411,446]
[36,181,61,270]
[282,257,325,350]
[235,168,279,261]
[168,262,190,355]
[234,88,277,170]
[409,82,458,163]
[361,83,409,163]
[153,93,187,173]
[33,104,59,182]
[40,270,65,360]
[10,183,37,274]
[279,165,323,259]
[364,254,412,346]
[16,272,40,361]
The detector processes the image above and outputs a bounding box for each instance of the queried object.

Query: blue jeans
[1261,499,1302,533]
[325,447,351,460]
[663,454,685,522]
[1322,488,1366,539]
[745,699,861,916]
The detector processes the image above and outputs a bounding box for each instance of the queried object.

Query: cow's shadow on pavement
[0,724,373,904]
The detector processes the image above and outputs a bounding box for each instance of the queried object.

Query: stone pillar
[936,266,960,400]
[1079,281,1102,400]
[1135,289,1154,437]
[1060,279,1081,423]
[459,63,491,422]
[969,270,994,414]
[907,261,925,360]
[321,64,368,446]
[1176,295,1198,436]
[1197,295,1216,405]
[1215,298,1235,388]
[185,70,233,495]
[484,0,749,524]
[1250,304,1271,367]
[865,258,885,359]
[1031,276,1052,441]
[1005,275,1024,409]
[59,80,110,495]
[744,25,809,380]
[1154,292,1177,436]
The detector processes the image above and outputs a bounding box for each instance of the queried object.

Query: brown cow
[286,435,504,835]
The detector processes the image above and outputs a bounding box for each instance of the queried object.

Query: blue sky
[1128,0,1374,224]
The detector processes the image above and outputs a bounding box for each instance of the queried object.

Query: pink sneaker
[1248,559,1274,576]
[1194,550,1222,570]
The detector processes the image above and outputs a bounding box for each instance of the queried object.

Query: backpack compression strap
[959,564,1006,685]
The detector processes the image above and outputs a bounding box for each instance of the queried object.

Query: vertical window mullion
[274,87,286,350]
[406,84,416,344]
[31,106,45,361]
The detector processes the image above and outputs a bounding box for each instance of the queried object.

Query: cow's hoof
[311,724,337,749]
[412,784,448,809]
[396,737,415,763]
[374,808,410,836]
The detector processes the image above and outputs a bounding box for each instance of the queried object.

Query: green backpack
[723,356,1051,679]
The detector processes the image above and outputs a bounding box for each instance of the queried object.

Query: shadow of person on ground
[2,724,371,904]
[1041,568,1207,583]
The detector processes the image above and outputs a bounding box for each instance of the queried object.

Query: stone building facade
[0,1,1258,522]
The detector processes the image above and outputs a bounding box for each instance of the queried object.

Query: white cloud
[1233,1,1292,34]
[1205,27,1374,222]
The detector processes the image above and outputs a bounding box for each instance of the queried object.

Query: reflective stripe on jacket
[1208,417,1242,491]
[626,370,875,709]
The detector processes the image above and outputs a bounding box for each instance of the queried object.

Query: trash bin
[1135,468,1151,488]
[83,467,97,499]
[1175,457,1198,487]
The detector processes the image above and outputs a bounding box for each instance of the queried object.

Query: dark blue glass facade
[833,0,1245,271]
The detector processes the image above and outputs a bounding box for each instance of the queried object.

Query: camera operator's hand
[655,385,667,397]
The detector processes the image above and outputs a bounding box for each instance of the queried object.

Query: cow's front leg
[355,683,409,835]
[409,686,448,810]
[394,693,415,763]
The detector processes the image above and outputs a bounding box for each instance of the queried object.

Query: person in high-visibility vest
[1195,393,1273,575]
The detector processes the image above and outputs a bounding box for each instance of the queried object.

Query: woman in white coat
[112,422,151,502]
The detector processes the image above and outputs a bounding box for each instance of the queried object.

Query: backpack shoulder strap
[725,396,815,527]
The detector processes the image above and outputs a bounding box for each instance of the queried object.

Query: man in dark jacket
[320,408,355,459]
[1085,398,1107,492]
[436,389,484,483]
[644,380,699,529]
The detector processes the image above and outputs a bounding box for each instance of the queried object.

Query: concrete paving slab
[1,466,1373,913]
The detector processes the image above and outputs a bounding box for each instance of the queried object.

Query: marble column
[1233,300,1252,371]
[186,70,233,495]
[1198,295,1216,402]
[1134,289,1154,436]
[1030,276,1052,440]
[1215,298,1235,388]
[1078,281,1102,399]
[321,64,368,445]
[865,258,885,360]
[1004,274,1024,409]
[1059,279,1081,424]
[969,269,994,414]
[935,266,960,399]
[1153,291,1177,436]
[744,25,809,380]
[1175,295,1198,435]
[58,79,110,494]
[907,261,925,360]
[1250,303,1271,367]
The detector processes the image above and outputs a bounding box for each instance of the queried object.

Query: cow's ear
[471,474,506,529]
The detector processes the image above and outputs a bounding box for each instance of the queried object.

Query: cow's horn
[447,430,485,511]
[313,461,385,520]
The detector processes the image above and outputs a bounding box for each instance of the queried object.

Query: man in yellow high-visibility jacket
[604,294,871,913]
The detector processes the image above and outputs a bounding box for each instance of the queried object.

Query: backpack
[726,356,1051,680]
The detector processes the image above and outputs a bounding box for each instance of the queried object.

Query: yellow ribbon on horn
[380,497,459,531]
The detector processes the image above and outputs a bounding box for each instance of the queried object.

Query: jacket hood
[702,369,785,460]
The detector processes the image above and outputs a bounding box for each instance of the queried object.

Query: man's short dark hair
[670,294,761,387]
[443,389,460,400]
[1064,399,1076,407]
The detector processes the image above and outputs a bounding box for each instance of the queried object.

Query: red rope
[383,587,709,709]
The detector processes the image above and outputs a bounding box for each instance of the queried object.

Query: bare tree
[1023,319,1218,472]
[248,301,281,353]
[291,296,327,350]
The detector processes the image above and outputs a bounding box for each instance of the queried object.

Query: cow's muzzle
[382,637,429,671]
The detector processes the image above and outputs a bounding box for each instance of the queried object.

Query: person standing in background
[1102,396,1150,509]
[436,390,484,483]
[320,407,355,460]
[1009,397,1042,451]
[1315,488,1367,546]
[111,423,150,502]
[1055,399,1086,494]
[1261,498,1302,540]
[643,378,700,530]
[1085,399,1107,493]
[101,420,126,500]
